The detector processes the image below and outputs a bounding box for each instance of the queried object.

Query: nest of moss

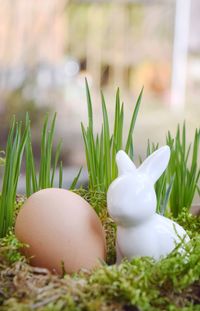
[0,190,200,311]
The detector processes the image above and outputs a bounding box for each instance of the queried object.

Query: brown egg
[15,188,106,274]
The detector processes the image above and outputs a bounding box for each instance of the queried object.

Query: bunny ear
[116,150,136,176]
[138,146,170,184]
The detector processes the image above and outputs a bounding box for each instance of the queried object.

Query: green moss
[80,235,200,310]
[0,191,200,311]
[175,208,200,237]
[0,231,26,264]
[1,237,200,310]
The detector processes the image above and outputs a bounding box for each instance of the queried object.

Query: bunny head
[107,146,170,226]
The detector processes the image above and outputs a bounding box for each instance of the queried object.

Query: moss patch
[0,190,200,311]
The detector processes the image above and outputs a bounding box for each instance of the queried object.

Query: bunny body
[107,146,190,263]
[116,213,189,262]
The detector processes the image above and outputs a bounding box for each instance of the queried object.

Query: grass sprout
[143,124,200,217]
[25,113,81,196]
[167,123,200,217]
[25,113,63,197]
[82,79,143,191]
[0,118,28,237]
[82,81,199,216]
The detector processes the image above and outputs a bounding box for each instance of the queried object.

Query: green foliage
[82,82,199,216]
[0,118,28,238]
[83,235,200,311]
[167,124,200,217]
[0,113,83,238]
[143,123,200,217]
[69,167,82,190]
[25,113,81,197]
[82,79,143,191]
[175,208,200,237]
[0,84,200,310]
[25,113,63,197]
[0,231,26,264]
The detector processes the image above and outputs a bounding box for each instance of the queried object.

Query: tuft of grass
[25,113,63,197]
[82,79,143,191]
[69,167,82,190]
[0,112,82,239]
[142,124,200,217]
[82,82,199,216]
[25,113,81,197]
[0,118,28,238]
[167,124,200,217]
[0,113,82,239]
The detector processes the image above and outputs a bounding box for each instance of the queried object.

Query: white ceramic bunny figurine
[107,146,190,263]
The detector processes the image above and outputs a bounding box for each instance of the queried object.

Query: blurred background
[0,0,200,189]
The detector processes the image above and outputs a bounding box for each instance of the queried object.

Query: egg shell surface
[15,188,106,274]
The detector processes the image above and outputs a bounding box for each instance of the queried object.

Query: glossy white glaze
[107,146,190,263]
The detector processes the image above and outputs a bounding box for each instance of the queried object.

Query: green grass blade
[101,92,111,189]
[0,117,28,237]
[81,84,143,191]
[69,167,82,190]
[39,114,49,188]
[125,87,143,155]
[59,161,63,188]
[51,140,62,187]
[85,78,93,131]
